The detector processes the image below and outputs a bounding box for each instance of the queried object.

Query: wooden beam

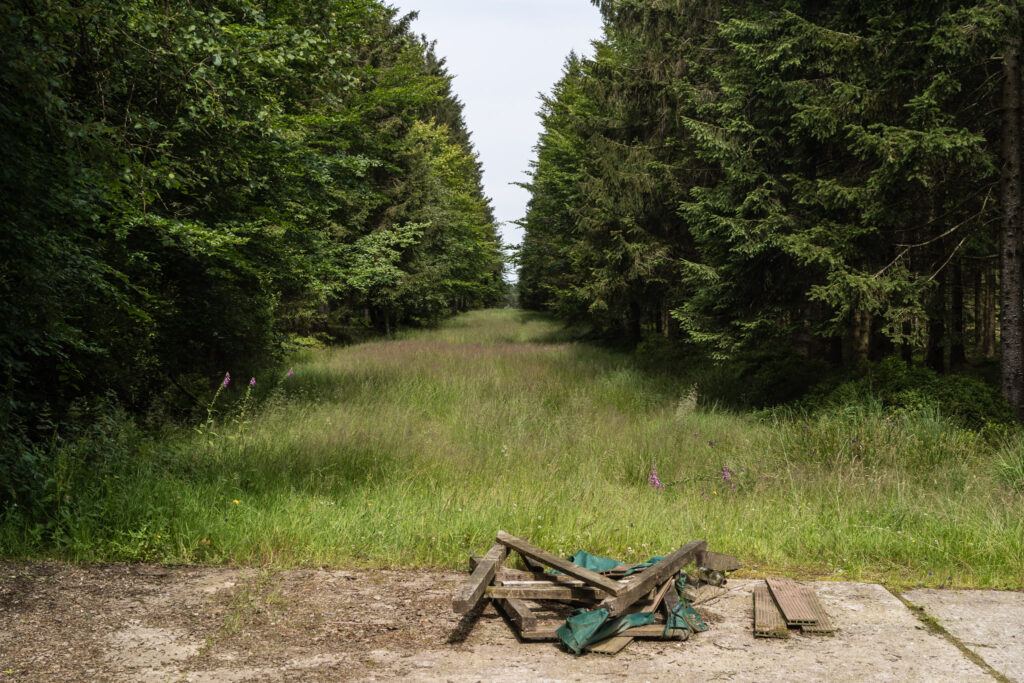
[517,550,545,573]
[495,597,537,634]
[586,578,675,655]
[519,622,673,641]
[697,550,741,572]
[597,540,706,617]
[496,531,626,596]
[453,543,506,614]
[486,584,606,602]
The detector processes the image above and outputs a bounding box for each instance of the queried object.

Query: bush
[806,357,1016,430]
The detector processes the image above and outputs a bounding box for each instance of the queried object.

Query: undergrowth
[1,309,1021,589]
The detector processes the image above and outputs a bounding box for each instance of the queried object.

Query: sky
[388,0,604,250]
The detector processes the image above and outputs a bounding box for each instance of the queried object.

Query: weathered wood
[586,578,676,655]
[517,550,546,573]
[795,585,836,635]
[495,531,626,595]
[495,597,537,633]
[520,622,672,642]
[685,583,727,605]
[486,584,607,602]
[597,540,706,617]
[753,583,790,639]
[697,550,741,572]
[453,543,506,614]
[766,577,818,625]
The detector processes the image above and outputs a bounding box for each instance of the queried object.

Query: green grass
[3,309,1022,589]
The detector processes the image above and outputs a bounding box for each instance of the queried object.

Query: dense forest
[1,0,505,505]
[518,0,1023,415]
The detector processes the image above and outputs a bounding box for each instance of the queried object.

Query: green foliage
[995,440,1024,491]
[518,0,1015,408]
[1,0,505,511]
[806,357,1016,430]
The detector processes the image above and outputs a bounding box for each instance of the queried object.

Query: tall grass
[2,309,1022,588]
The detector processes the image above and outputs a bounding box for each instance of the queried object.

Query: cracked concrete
[1,563,1021,681]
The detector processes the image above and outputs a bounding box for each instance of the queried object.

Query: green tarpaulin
[554,553,707,653]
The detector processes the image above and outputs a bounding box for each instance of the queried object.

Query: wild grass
[2,309,1021,589]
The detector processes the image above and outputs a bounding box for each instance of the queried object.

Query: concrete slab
[393,579,994,682]
[905,588,1024,682]
[0,564,1001,682]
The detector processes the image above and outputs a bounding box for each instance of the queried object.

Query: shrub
[806,357,1016,430]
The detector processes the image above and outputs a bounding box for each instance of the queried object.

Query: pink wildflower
[222,372,231,388]
[648,465,665,490]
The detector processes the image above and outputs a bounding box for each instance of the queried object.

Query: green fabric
[555,608,658,654]
[662,575,708,638]
[556,608,610,654]
[558,551,664,576]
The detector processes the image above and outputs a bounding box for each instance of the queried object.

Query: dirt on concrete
[0,563,1018,682]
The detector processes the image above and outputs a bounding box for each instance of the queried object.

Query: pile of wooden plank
[453,531,736,654]
[753,577,836,638]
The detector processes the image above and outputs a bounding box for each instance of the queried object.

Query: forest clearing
[4,0,1024,678]
[2,311,1024,680]
[4,310,1021,587]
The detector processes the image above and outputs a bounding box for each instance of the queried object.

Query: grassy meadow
[3,309,1022,589]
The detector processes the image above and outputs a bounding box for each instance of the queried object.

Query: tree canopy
[1,0,506,502]
[519,0,1023,412]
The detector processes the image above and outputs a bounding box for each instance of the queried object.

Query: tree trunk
[974,265,983,350]
[662,303,677,340]
[926,272,947,373]
[848,309,871,367]
[901,322,914,365]
[986,262,999,357]
[1000,5,1024,418]
[626,300,643,347]
[951,259,967,368]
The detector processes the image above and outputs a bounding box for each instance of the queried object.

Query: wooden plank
[766,577,818,625]
[796,585,836,635]
[697,550,741,572]
[453,543,506,614]
[517,550,546,573]
[587,578,676,655]
[687,583,727,605]
[495,597,537,634]
[496,531,626,595]
[596,540,706,617]
[496,579,586,587]
[487,584,607,602]
[753,583,790,639]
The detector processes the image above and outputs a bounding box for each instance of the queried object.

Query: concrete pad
[905,588,1024,682]
[391,580,993,682]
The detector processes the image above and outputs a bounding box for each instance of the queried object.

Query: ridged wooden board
[753,584,790,639]
[765,577,818,625]
[796,585,836,635]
